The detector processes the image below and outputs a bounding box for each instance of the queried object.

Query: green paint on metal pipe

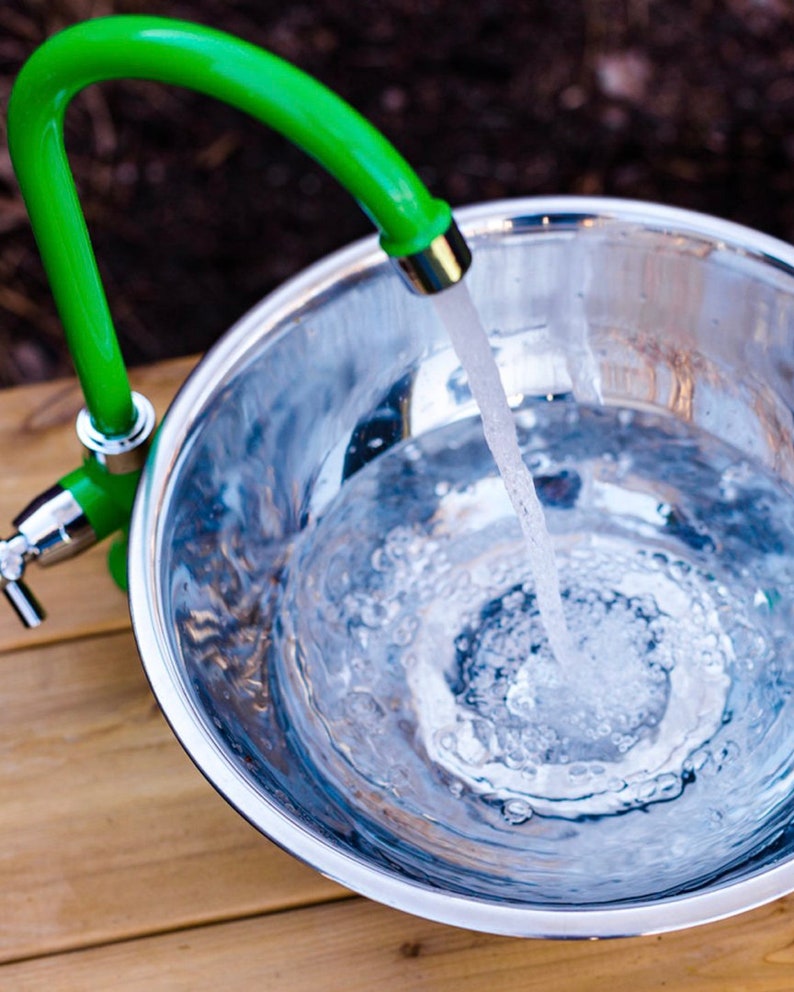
[59,461,141,542]
[8,15,452,438]
[59,458,142,588]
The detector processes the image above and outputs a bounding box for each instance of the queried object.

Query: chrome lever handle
[0,485,97,628]
[3,577,44,627]
[0,532,43,627]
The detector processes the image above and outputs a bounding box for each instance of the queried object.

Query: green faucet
[1,15,471,625]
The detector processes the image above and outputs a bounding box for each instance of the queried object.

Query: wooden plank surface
[0,629,346,965]
[3,893,794,992]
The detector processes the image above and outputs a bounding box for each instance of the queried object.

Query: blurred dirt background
[1,0,794,387]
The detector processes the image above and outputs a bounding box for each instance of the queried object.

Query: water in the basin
[274,399,794,888]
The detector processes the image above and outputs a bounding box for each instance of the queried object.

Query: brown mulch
[1,0,794,387]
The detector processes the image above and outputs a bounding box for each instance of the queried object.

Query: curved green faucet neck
[8,15,458,437]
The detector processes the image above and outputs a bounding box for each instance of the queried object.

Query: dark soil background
[2,0,794,387]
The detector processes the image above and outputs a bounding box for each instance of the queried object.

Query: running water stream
[431,280,577,668]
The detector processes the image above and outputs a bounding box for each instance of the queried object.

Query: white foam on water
[410,539,733,817]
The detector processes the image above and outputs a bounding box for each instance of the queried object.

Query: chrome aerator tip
[392,219,472,294]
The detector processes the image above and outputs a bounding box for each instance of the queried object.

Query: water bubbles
[435,729,457,752]
[612,733,638,754]
[666,558,691,583]
[505,749,529,770]
[689,746,715,777]
[403,535,734,816]
[617,408,635,429]
[655,773,681,798]
[358,597,397,629]
[324,550,352,602]
[501,798,533,825]
[391,615,419,647]
[370,547,392,573]
[515,406,538,433]
[638,780,657,802]
[383,530,408,560]
[344,691,385,729]
[719,461,751,501]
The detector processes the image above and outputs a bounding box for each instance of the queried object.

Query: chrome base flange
[76,391,157,474]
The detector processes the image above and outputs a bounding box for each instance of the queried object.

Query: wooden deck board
[0,629,345,964]
[3,893,794,991]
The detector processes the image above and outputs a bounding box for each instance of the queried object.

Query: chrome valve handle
[0,485,97,627]
[0,533,43,627]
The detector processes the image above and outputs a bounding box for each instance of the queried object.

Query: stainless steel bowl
[129,197,794,937]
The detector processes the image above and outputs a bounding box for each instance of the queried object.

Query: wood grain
[3,892,794,991]
[0,628,345,964]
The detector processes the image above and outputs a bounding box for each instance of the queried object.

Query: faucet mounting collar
[76,391,156,475]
